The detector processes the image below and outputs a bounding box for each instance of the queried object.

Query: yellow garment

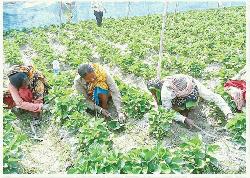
[88,63,109,96]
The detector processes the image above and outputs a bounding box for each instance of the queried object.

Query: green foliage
[215,84,237,112]
[3,40,22,64]
[226,113,246,146]
[68,143,123,174]
[30,30,56,64]
[77,118,113,152]
[107,120,124,131]
[148,107,175,139]
[65,42,92,67]
[3,110,27,174]
[177,135,221,173]
[187,60,206,78]
[3,6,245,174]
[88,6,245,80]
[51,89,87,125]
[115,78,153,119]
[68,136,220,174]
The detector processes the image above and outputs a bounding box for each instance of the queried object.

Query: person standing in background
[60,1,76,23]
[91,1,106,26]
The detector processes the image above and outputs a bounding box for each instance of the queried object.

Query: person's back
[147,74,233,128]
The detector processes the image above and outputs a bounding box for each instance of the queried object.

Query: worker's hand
[184,118,194,129]
[101,108,111,118]
[118,113,126,124]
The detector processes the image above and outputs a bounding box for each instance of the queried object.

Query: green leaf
[209,157,219,167]
[107,120,122,130]
[141,149,157,162]
[160,163,171,174]
[207,144,220,154]
[196,159,205,168]
[171,157,184,165]
[170,163,181,174]
[148,161,159,173]
[67,167,79,174]
[132,166,142,174]
[185,101,198,109]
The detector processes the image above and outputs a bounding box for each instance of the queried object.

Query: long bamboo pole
[157,1,168,79]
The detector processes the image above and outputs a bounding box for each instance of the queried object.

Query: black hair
[78,64,94,77]
[9,72,29,89]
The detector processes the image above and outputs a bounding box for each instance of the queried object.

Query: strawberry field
[3,6,246,174]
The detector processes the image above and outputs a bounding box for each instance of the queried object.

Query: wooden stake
[157,1,168,79]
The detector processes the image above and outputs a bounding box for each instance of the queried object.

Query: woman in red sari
[3,65,48,117]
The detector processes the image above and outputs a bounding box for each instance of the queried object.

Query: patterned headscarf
[7,65,48,99]
[170,74,194,97]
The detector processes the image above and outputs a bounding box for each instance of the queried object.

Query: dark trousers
[94,10,103,26]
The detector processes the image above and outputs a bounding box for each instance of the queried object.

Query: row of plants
[67,135,221,174]
[3,110,28,174]
[90,6,245,80]
[3,32,31,173]
[4,6,245,82]
[3,6,246,174]
[226,113,246,146]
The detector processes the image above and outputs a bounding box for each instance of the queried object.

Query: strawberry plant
[77,118,113,152]
[3,40,22,64]
[68,143,123,174]
[176,135,221,173]
[65,42,92,67]
[148,107,175,139]
[68,136,220,174]
[187,60,206,78]
[52,89,87,125]
[3,110,27,174]
[115,78,153,119]
[226,113,246,146]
